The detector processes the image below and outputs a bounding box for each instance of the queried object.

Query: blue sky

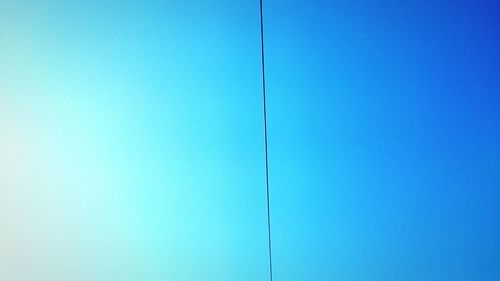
[265,0,500,280]
[1,0,499,280]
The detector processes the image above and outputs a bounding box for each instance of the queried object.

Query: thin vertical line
[259,0,273,281]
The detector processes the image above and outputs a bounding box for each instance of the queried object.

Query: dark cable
[259,1,274,281]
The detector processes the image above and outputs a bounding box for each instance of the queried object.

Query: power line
[259,1,274,281]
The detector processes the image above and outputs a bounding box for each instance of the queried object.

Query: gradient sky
[265,0,500,280]
[1,0,499,281]
[1,1,269,280]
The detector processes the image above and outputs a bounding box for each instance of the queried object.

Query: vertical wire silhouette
[259,1,273,281]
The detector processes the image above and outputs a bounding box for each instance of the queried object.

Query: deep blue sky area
[265,0,500,280]
[0,0,499,280]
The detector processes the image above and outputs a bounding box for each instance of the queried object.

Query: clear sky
[1,1,269,280]
[265,0,500,280]
[1,0,499,280]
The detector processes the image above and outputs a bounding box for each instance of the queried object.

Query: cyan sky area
[1,0,499,280]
